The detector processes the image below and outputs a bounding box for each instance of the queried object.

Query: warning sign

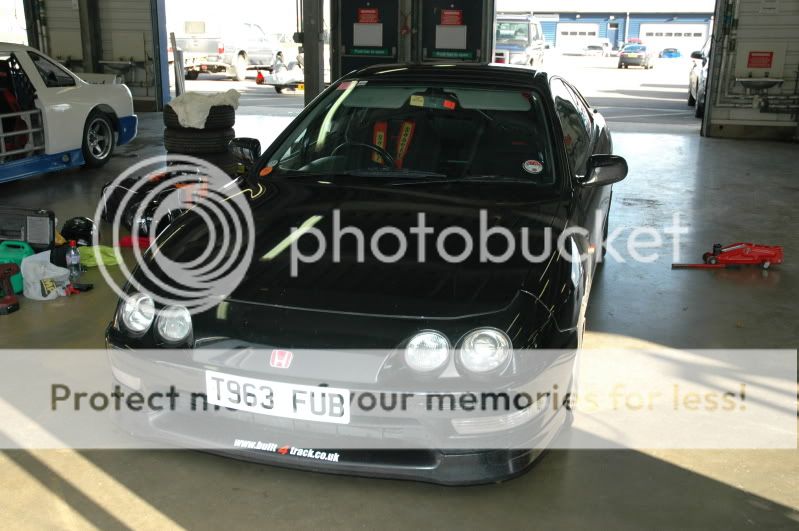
[440,9,463,25]
[357,7,379,24]
[747,51,774,69]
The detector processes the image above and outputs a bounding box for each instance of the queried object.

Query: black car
[689,39,711,118]
[106,63,627,485]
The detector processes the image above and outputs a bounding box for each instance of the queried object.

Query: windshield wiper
[447,175,543,184]
[340,168,447,179]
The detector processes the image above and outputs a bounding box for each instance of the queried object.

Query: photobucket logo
[93,154,255,314]
[287,210,689,277]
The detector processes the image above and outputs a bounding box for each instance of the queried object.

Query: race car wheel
[163,127,235,154]
[762,261,771,270]
[163,105,235,130]
[617,63,622,69]
[688,87,697,107]
[274,85,284,94]
[82,111,116,168]
[233,53,248,82]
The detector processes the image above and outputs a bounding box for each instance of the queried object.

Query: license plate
[205,370,350,424]
[626,54,639,58]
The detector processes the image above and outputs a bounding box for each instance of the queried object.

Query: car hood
[141,177,566,319]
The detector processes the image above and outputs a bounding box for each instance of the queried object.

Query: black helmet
[61,217,96,246]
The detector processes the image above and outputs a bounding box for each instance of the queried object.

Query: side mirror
[690,51,704,60]
[228,137,261,187]
[579,154,628,187]
[229,137,261,166]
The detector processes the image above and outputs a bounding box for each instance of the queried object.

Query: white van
[494,13,546,67]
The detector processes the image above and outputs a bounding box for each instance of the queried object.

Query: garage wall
[705,0,799,139]
[42,0,82,60]
[539,13,709,51]
[35,0,163,109]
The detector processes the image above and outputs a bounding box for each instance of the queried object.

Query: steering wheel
[331,141,396,168]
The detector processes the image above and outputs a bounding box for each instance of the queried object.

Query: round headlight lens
[119,293,155,333]
[156,305,192,343]
[459,329,512,373]
[405,331,450,372]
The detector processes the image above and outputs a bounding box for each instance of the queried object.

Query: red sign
[747,51,774,69]
[440,9,463,25]
[357,7,379,24]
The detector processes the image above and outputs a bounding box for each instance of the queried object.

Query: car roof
[344,63,549,89]
[0,42,35,52]
[497,13,538,22]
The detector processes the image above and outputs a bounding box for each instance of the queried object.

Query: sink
[736,78,784,90]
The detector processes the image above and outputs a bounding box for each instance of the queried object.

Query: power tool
[0,262,21,315]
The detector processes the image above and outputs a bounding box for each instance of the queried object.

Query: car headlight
[459,328,512,373]
[119,293,155,334]
[405,331,450,372]
[156,305,193,343]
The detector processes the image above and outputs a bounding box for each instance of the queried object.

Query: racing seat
[0,59,29,155]
[359,110,440,172]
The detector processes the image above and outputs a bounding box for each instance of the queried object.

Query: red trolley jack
[0,263,21,315]
[673,243,784,270]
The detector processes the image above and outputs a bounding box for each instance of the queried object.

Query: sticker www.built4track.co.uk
[522,160,543,174]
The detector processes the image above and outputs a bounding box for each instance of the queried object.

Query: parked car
[688,38,711,118]
[106,63,627,485]
[584,44,607,57]
[494,13,546,67]
[659,48,681,59]
[617,44,655,69]
[173,22,291,81]
[584,38,612,57]
[1,42,136,184]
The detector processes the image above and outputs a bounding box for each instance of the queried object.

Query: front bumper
[107,345,571,485]
[117,115,138,145]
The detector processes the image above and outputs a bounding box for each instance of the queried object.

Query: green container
[0,240,35,294]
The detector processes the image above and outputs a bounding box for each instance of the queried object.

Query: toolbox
[0,206,56,252]
[0,240,34,294]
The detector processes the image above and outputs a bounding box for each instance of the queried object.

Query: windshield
[496,22,530,46]
[623,45,646,53]
[266,81,556,186]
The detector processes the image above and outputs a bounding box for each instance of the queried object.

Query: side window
[530,24,541,41]
[28,52,75,87]
[550,79,591,174]
[566,83,593,133]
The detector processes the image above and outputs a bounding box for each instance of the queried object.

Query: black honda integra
[106,64,627,485]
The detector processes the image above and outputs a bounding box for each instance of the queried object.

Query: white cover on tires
[166,90,241,129]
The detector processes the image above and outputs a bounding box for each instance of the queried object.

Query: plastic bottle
[66,240,81,283]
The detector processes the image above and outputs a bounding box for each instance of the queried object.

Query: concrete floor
[0,113,797,529]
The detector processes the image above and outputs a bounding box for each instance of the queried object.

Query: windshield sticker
[522,160,543,174]
[410,95,425,107]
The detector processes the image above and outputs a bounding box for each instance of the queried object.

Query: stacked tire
[163,104,237,175]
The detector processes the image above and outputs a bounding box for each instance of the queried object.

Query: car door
[19,51,90,154]
[550,78,606,267]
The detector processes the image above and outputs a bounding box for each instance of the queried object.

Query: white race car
[1,42,137,184]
